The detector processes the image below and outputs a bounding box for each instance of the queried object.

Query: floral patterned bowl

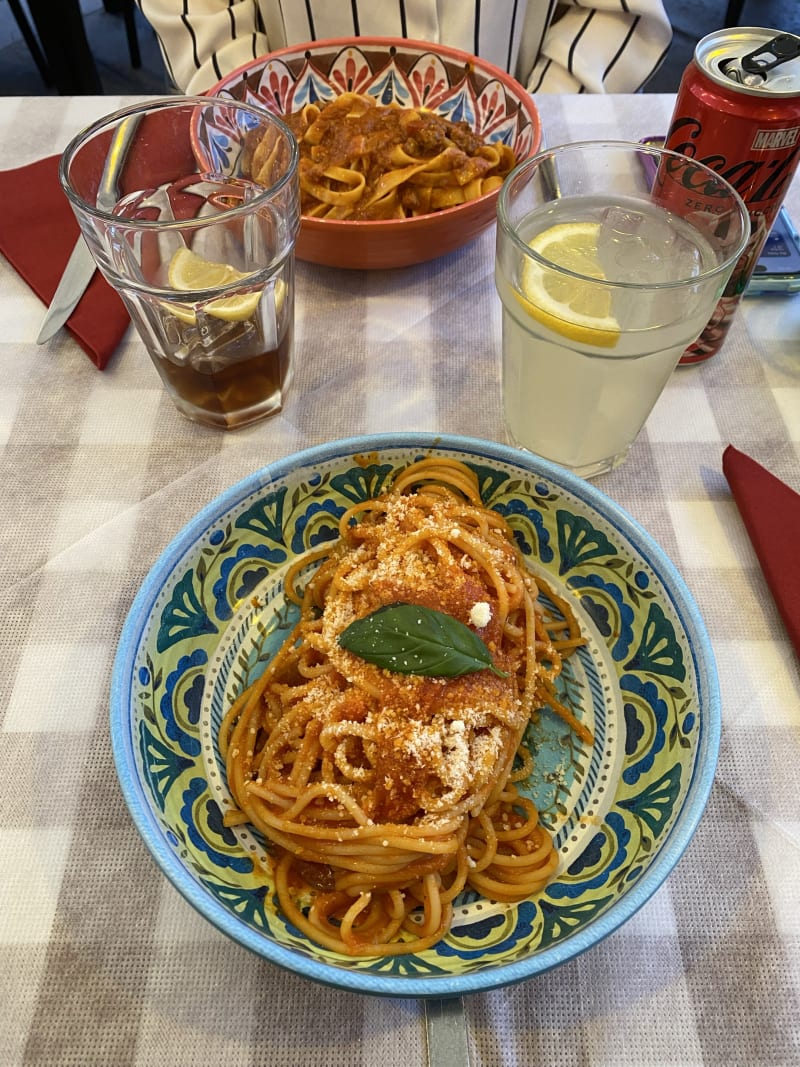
[206,38,542,269]
[110,434,720,997]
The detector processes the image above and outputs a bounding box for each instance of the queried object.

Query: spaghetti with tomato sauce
[220,457,589,956]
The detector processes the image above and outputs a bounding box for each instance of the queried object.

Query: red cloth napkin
[0,154,129,369]
[723,444,800,656]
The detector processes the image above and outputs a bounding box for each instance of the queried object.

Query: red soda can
[663,28,800,363]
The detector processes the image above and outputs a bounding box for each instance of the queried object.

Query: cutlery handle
[424,997,471,1067]
[96,114,140,212]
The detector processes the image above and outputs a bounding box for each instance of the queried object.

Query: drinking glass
[495,140,750,478]
[60,96,299,430]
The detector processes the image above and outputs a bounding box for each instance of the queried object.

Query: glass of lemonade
[60,96,299,430]
[495,140,750,478]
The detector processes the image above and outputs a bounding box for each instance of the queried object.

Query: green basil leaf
[337,602,508,678]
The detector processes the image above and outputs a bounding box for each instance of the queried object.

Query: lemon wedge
[160,300,198,326]
[165,247,262,323]
[517,222,620,348]
[204,291,263,322]
[168,247,246,290]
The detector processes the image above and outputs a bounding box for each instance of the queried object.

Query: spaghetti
[220,457,588,956]
[250,92,516,220]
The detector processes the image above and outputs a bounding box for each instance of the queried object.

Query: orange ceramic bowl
[208,37,541,270]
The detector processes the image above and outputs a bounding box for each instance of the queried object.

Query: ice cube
[193,313,256,369]
[642,213,677,255]
[598,206,653,283]
[667,231,705,281]
[602,205,645,236]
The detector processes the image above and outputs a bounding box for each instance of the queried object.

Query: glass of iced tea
[495,140,750,478]
[60,96,299,430]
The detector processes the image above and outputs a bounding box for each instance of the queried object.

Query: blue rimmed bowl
[111,433,720,997]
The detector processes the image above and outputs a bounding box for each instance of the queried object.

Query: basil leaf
[337,602,508,678]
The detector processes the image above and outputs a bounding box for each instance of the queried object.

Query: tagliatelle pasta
[249,92,516,221]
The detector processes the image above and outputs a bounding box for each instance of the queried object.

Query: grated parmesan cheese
[469,601,492,628]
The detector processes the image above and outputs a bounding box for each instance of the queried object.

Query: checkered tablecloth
[1,93,799,1067]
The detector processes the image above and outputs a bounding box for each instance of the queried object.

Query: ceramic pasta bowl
[206,38,542,268]
[111,433,720,997]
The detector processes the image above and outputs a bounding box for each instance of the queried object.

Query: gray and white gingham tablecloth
[1,94,799,1067]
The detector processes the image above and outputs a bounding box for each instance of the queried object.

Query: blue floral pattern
[209,44,537,161]
[160,650,206,756]
[569,572,636,660]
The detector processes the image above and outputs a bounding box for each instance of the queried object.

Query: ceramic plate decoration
[206,38,542,269]
[111,434,720,997]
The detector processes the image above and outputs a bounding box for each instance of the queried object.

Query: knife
[36,236,97,344]
[37,114,140,345]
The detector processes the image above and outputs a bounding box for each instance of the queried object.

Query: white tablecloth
[1,93,799,1067]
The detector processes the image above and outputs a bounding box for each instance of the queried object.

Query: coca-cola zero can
[664,27,800,363]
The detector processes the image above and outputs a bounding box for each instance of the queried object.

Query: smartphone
[746,207,800,293]
[639,135,800,294]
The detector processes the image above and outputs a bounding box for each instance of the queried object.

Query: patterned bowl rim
[208,36,542,232]
[110,433,721,998]
[211,34,540,109]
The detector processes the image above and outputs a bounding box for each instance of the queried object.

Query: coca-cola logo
[666,117,799,205]
[657,151,731,204]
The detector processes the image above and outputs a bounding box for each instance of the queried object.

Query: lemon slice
[167,247,247,290]
[517,222,620,348]
[204,291,262,322]
[274,278,286,316]
[165,247,262,323]
[160,300,198,325]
